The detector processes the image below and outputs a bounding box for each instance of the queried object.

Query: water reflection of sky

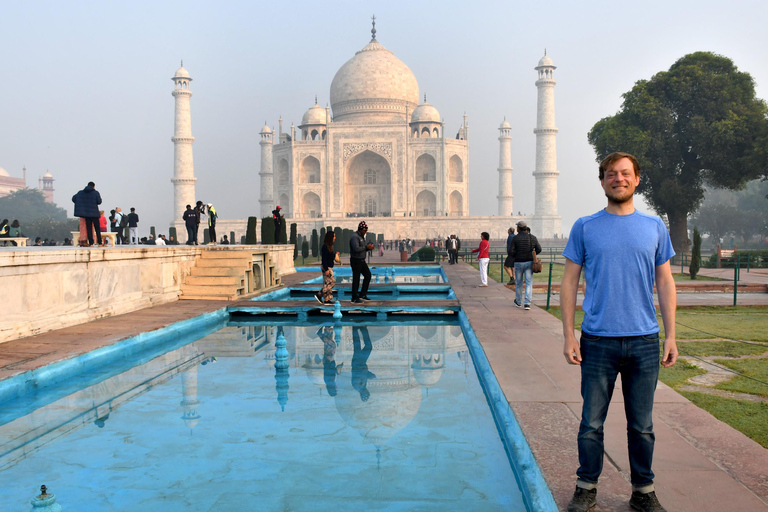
[0,322,524,511]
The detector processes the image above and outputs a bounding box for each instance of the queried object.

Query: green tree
[588,52,768,253]
[246,216,258,244]
[311,229,319,257]
[0,188,68,221]
[290,223,298,258]
[691,203,738,245]
[690,226,701,279]
[260,216,274,244]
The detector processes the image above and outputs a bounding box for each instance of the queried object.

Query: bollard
[30,485,62,512]
[733,256,739,307]
[333,301,343,321]
[274,330,289,369]
[546,262,554,311]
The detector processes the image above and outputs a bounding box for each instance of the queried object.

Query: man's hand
[563,334,582,365]
[366,243,374,250]
[661,337,678,368]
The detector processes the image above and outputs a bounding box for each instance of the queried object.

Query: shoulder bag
[532,247,543,273]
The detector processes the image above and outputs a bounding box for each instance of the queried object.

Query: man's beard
[605,190,634,205]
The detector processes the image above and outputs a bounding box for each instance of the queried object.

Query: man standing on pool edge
[561,152,677,512]
[349,221,375,304]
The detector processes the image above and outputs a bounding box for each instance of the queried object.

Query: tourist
[33,237,42,246]
[116,207,127,244]
[503,227,516,286]
[0,219,8,239]
[98,211,108,244]
[206,203,217,245]
[509,221,541,310]
[471,232,490,287]
[156,234,166,246]
[220,235,229,245]
[561,152,677,512]
[183,204,197,245]
[72,181,102,247]
[272,205,283,244]
[194,201,204,243]
[7,219,22,246]
[127,207,139,245]
[378,240,384,257]
[316,230,340,304]
[111,207,124,244]
[63,237,73,246]
[446,234,457,264]
[349,221,374,304]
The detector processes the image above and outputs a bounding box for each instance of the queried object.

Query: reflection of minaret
[532,50,561,238]
[180,364,201,432]
[171,61,196,225]
[497,119,513,215]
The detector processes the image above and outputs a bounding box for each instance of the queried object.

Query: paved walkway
[1,255,766,511]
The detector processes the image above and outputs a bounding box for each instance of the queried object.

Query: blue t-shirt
[562,209,675,337]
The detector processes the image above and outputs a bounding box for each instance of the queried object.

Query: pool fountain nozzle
[333,301,343,320]
[31,485,62,511]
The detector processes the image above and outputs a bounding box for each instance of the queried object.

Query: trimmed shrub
[246,216,258,244]
[690,226,701,279]
[169,227,177,244]
[230,231,235,245]
[290,223,298,259]
[260,216,274,244]
[342,229,352,254]
[203,228,210,244]
[311,229,319,257]
[410,246,436,261]
[301,240,309,259]
[150,226,156,239]
[334,227,343,252]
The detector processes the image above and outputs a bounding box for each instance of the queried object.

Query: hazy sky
[1,0,767,235]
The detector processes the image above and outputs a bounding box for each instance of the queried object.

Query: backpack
[119,213,128,228]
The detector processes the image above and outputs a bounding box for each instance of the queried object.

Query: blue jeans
[514,261,533,305]
[577,332,661,487]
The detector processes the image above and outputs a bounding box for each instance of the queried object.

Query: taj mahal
[171,19,561,241]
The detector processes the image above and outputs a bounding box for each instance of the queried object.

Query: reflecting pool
[0,319,525,511]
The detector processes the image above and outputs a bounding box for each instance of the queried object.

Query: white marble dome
[301,103,327,126]
[260,123,272,134]
[330,39,419,122]
[411,101,440,124]
[43,171,53,178]
[500,119,511,129]
[174,66,190,78]
[537,54,554,68]
[0,167,9,177]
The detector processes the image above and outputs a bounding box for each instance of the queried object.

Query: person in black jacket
[182,204,198,245]
[272,206,284,244]
[72,182,102,246]
[509,221,541,310]
[349,221,374,304]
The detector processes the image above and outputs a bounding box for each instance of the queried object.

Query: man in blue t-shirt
[561,152,677,512]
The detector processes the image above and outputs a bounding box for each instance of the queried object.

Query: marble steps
[181,251,252,300]
[189,267,243,277]
[180,283,244,300]
[184,275,242,286]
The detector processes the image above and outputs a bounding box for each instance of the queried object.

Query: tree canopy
[588,52,768,253]
[0,188,68,221]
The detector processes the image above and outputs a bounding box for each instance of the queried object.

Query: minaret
[171,62,196,225]
[259,123,274,217]
[40,171,55,204]
[532,51,561,238]
[497,118,513,215]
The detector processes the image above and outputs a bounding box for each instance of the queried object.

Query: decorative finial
[371,14,377,40]
[181,59,183,67]
[544,48,547,56]
[424,93,427,103]
[315,95,318,105]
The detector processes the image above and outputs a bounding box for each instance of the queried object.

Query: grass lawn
[545,305,768,448]
[469,260,565,284]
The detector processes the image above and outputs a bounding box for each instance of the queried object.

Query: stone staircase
[180,248,280,300]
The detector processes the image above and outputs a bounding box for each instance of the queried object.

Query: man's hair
[481,232,490,240]
[599,152,641,180]
[88,181,95,187]
[508,228,513,234]
[186,204,191,209]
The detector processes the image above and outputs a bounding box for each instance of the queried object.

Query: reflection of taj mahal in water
[0,323,469,469]
[171,18,562,239]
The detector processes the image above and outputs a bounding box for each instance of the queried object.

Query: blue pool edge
[459,309,558,512]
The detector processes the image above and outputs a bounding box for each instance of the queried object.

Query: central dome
[330,38,419,122]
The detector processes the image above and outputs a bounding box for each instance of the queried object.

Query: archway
[449,191,463,216]
[278,193,289,216]
[449,155,463,182]
[300,156,321,184]
[277,159,289,186]
[301,192,321,218]
[415,154,436,182]
[345,150,391,216]
[416,190,436,217]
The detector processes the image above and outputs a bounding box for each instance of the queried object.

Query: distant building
[0,166,55,204]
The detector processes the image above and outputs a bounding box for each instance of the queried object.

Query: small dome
[0,167,9,177]
[301,103,327,126]
[43,171,53,178]
[411,101,440,124]
[500,119,511,129]
[260,123,272,134]
[174,66,190,78]
[537,54,554,68]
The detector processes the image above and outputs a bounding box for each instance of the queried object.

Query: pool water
[296,266,447,284]
[0,320,526,511]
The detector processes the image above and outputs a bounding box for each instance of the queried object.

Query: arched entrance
[449,191,463,216]
[300,156,320,184]
[416,190,436,216]
[302,192,321,218]
[345,150,391,217]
